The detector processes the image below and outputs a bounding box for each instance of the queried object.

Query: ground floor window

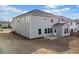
[64,28,68,34]
[50,28,52,33]
[75,29,76,31]
[38,28,41,35]
[48,28,52,33]
[54,29,56,33]
[45,28,52,34]
[45,28,47,34]
[48,28,50,33]
[71,29,73,32]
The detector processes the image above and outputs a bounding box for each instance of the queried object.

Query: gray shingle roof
[13,9,58,19]
[53,23,65,27]
[59,16,72,21]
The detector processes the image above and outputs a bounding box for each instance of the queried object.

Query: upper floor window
[61,18,64,21]
[70,22,72,25]
[51,19,53,22]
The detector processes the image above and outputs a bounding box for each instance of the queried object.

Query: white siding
[11,15,70,39]
[30,16,58,38]
[62,24,70,36]
[11,15,31,38]
[53,26,62,37]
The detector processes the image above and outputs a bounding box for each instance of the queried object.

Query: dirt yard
[0,29,79,54]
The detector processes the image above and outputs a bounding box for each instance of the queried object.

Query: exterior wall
[76,24,79,31]
[30,16,59,38]
[53,26,62,37]
[11,15,31,38]
[53,24,70,37]
[11,19,16,31]
[59,17,70,25]
[62,24,70,36]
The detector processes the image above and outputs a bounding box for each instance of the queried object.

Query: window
[38,29,41,35]
[70,22,72,25]
[44,18,46,20]
[61,18,64,21]
[49,28,52,33]
[75,29,76,31]
[47,28,52,33]
[67,28,68,33]
[50,28,52,33]
[55,29,56,33]
[45,28,52,34]
[51,19,53,22]
[64,28,68,34]
[45,28,47,34]
[64,29,66,34]
[71,29,73,32]
[48,28,50,33]
[18,20,19,23]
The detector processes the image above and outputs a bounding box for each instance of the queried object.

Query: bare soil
[0,29,79,54]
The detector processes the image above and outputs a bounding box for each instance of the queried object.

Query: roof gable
[13,9,58,19]
[53,23,65,27]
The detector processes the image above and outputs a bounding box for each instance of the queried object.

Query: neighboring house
[11,9,70,39]
[70,19,79,32]
[58,16,79,33]
[0,21,10,28]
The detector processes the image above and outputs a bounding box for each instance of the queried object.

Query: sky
[0,5,79,21]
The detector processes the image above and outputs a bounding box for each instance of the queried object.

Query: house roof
[73,19,79,24]
[58,16,72,25]
[59,16,72,21]
[13,9,58,19]
[53,23,65,27]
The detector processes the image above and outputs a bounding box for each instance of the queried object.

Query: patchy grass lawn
[0,29,79,54]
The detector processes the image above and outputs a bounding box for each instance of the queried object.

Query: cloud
[43,6,70,15]
[74,13,79,16]
[0,5,27,21]
[45,5,59,9]
[77,5,79,7]
[0,5,26,13]
[71,13,79,19]
[73,13,79,19]
[43,9,52,13]
[44,5,64,9]
[52,8,70,12]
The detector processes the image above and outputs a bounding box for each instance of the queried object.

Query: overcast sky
[0,5,79,21]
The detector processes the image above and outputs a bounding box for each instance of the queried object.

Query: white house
[0,21,10,28]
[11,9,70,39]
[70,19,79,32]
